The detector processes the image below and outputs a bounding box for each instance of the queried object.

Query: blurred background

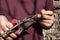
[43,0,60,40]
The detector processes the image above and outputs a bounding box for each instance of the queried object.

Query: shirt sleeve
[45,0,54,11]
[0,0,12,21]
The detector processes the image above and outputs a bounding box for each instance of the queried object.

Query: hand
[0,15,18,40]
[40,9,54,28]
[36,9,54,28]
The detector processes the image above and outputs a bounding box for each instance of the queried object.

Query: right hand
[0,15,17,40]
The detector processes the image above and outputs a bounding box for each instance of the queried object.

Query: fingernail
[10,33,17,38]
[37,14,41,18]
[15,31,20,35]
[6,37,13,40]
[11,19,17,24]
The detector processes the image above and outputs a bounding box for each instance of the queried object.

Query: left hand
[37,9,54,28]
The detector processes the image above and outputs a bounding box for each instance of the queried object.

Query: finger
[40,20,53,27]
[10,33,17,38]
[41,9,53,15]
[1,24,9,32]
[43,15,54,20]
[41,20,53,24]
[6,22,13,29]
[6,37,13,40]
[0,28,7,37]
[0,22,9,32]
[0,28,4,35]
[0,37,4,40]
[40,22,52,27]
